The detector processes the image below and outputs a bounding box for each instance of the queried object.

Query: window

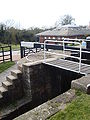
[57,37,60,40]
[44,37,47,39]
[53,37,55,39]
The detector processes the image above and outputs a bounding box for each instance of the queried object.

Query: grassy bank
[11,44,20,50]
[49,91,90,120]
[0,61,15,73]
[0,44,20,51]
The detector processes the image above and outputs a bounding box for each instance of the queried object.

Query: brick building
[36,25,90,43]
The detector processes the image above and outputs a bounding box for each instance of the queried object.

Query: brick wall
[39,35,85,43]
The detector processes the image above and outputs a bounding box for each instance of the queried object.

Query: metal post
[63,39,65,59]
[79,43,82,73]
[44,40,46,62]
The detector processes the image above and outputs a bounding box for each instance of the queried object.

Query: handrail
[64,38,85,42]
[44,39,82,73]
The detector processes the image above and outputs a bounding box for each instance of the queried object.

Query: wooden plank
[47,59,64,64]
[47,59,79,69]
[64,64,79,71]
[45,59,90,75]
[85,70,90,74]
[51,59,78,68]
[81,65,90,71]
[53,61,74,67]
[81,67,90,73]
[46,61,79,72]
[81,65,89,70]
[48,59,78,67]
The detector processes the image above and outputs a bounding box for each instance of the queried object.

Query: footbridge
[43,39,90,75]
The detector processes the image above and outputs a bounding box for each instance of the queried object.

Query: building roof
[36,25,90,37]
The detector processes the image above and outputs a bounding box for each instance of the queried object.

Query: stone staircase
[0,65,23,106]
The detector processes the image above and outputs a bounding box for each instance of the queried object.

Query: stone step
[11,70,22,78]
[0,86,8,96]
[2,81,13,90]
[18,65,23,72]
[6,75,17,83]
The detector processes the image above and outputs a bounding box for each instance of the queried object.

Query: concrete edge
[22,57,57,67]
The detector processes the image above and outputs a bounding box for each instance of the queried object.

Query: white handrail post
[63,38,65,59]
[79,43,82,73]
[44,40,46,62]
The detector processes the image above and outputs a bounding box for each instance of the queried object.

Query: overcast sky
[0,0,90,29]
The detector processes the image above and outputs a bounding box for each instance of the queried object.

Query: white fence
[21,41,35,48]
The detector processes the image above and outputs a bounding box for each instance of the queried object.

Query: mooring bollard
[87,84,90,94]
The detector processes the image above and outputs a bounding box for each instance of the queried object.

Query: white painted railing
[21,41,35,48]
[44,39,85,73]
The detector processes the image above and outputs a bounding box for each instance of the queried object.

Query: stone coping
[14,89,75,120]
[71,75,90,94]
[0,97,31,119]
[22,57,57,67]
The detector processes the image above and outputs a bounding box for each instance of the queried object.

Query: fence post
[10,46,12,61]
[24,47,25,57]
[36,48,37,52]
[20,45,24,58]
[2,47,4,62]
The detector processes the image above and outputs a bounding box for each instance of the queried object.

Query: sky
[0,0,90,29]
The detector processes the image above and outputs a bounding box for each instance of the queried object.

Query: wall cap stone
[23,58,57,67]
[71,75,90,94]
[14,89,75,120]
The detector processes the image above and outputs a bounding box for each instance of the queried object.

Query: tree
[55,14,75,27]
[4,19,15,29]
[0,24,6,43]
[0,22,44,44]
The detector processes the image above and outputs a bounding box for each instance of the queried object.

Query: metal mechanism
[43,39,90,75]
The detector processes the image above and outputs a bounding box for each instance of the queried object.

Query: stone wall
[14,89,75,120]
[22,61,82,105]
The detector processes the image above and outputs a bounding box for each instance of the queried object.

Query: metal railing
[44,39,84,73]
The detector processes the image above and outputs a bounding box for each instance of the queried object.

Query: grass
[0,44,20,51]
[0,61,15,73]
[48,91,90,120]
[11,44,20,50]
[68,43,79,46]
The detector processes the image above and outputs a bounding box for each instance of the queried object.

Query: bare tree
[55,14,75,27]
[4,19,15,29]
